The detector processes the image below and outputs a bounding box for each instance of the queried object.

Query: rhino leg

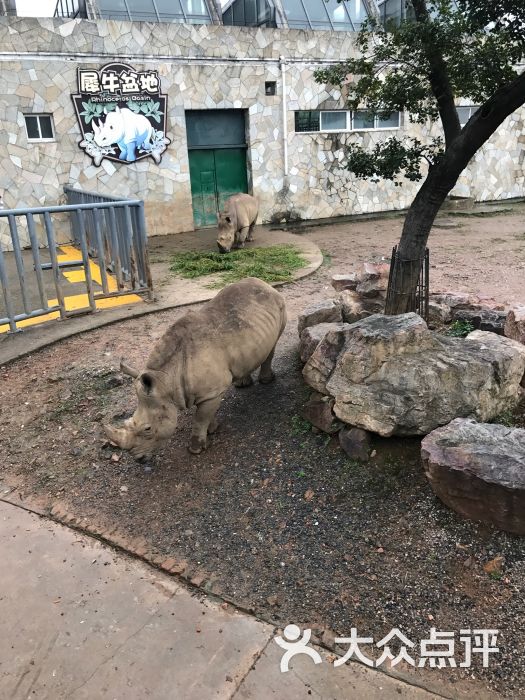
[126,141,137,162]
[189,395,222,454]
[236,226,250,247]
[258,348,276,384]
[246,222,255,242]
[233,374,253,388]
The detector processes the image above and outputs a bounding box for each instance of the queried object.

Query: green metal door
[189,148,248,227]
[215,148,249,212]
[188,150,217,228]
[186,110,249,229]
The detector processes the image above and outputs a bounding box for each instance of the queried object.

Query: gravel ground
[1,207,525,699]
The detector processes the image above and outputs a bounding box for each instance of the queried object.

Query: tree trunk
[384,69,525,316]
[384,159,461,315]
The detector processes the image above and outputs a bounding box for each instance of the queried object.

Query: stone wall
[0,16,524,240]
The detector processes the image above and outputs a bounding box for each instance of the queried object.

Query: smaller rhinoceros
[104,277,286,460]
[93,106,153,162]
[217,193,258,253]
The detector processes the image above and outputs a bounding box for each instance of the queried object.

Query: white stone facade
[0,16,524,241]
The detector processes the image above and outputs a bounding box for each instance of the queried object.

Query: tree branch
[411,0,461,146]
[450,69,525,167]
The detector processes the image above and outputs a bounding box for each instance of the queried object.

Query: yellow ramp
[0,245,143,334]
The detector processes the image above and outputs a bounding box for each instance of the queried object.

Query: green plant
[291,414,312,435]
[169,245,305,288]
[296,469,307,477]
[445,319,475,337]
[491,410,518,428]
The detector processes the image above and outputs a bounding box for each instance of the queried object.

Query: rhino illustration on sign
[92,107,154,162]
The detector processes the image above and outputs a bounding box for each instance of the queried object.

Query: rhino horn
[120,360,139,378]
[104,423,133,450]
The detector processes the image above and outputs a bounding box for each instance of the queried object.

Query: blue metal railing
[0,192,153,333]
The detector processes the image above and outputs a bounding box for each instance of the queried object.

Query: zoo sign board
[72,62,170,167]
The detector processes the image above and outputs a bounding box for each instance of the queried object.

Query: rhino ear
[140,372,154,394]
[115,106,121,113]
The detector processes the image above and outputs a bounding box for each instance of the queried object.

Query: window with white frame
[24,114,55,142]
[320,111,349,131]
[456,105,480,127]
[294,109,401,133]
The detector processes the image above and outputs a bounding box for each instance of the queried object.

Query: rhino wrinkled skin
[104,278,287,459]
[217,193,258,253]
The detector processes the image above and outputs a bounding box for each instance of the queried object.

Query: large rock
[355,262,390,298]
[331,274,358,292]
[430,292,473,309]
[302,313,525,437]
[339,290,383,323]
[339,427,371,461]
[300,392,340,433]
[422,419,525,535]
[427,300,452,327]
[297,299,342,335]
[452,308,507,334]
[299,322,349,364]
[505,305,525,345]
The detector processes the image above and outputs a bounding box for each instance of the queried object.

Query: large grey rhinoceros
[104,277,286,459]
[217,193,258,253]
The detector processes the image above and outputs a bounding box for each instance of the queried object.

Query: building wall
[0,16,524,239]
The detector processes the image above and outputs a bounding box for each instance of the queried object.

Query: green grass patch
[169,245,305,288]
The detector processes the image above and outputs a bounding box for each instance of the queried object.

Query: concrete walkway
[0,500,438,700]
[0,226,321,366]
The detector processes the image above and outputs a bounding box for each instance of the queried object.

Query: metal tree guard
[385,246,430,322]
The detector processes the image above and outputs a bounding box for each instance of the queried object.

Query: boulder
[339,427,371,461]
[427,300,452,327]
[505,305,525,345]
[422,418,525,535]
[356,262,390,298]
[297,299,342,336]
[430,292,473,309]
[331,274,358,292]
[452,308,507,334]
[300,392,340,434]
[299,322,350,364]
[339,290,384,323]
[303,313,525,437]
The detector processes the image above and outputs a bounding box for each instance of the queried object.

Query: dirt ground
[1,205,525,699]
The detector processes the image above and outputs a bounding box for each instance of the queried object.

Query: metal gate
[0,190,153,333]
